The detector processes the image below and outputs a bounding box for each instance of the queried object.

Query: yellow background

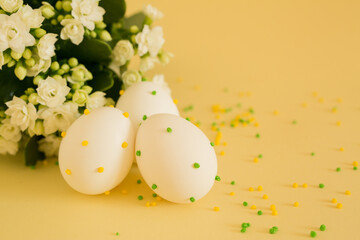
[1,0,360,239]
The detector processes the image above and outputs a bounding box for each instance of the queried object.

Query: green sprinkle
[151,90,157,95]
[310,231,317,238]
[336,167,341,172]
[247,223,251,227]
[225,108,232,113]
[240,228,246,233]
[138,195,143,200]
[143,115,147,120]
[210,142,215,146]
[249,108,254,114]
[185,117,190,121]
[152,184,157,190]
[255,133,260,138]
[55,161,59,165]
[243,201,248,206]
[231,181,236,185]
[193,163,200,168]
[116,232,119,236]
[183,105,194,112]
[215,175,221,181]
[152,193,157,198]
[237,103,242,108]
[319,183,325,188]
[320,224,326,231]
[269,228,275,234]
[258,154,263,158]
[30,165,36,170]
[311,152,315,156]
[354,166,358,170]
[257,210,263,216]
[273,226,278,232]
[136,150,141,156]
[211,122,217,126]
[292,120,297,125]
[190,197,195,202]
[137,179,142,184]
[241,223,249,228]
[167,127,172,133]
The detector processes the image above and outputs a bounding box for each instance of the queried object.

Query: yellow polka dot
[65,169,71,175]
[336,121,342,126]
[312,92,318,97]
[121,189,127,194]
[109,105,114,108]
[145,202,150,207]
[292,183,298,188]
[302,183,308,188]
[220,151,225,156]
[229,192,235,196]
[273,110,279,116]
[253,157,259,163]
[337,98,343,103]
[294,202,299,207]
[353,161,359,167]
[270,204,276,211]
[211,126,217,131]
[250,205,256,210]
[151,202,157,206]
[272,210,278,216]
[302,103,307,108]
[345,190,351,195]
[336,203,343,209]
[249,187,254,192]
[215,114,220,119]
[257,185,263,191]
[331,198,337,204]
[213,206,220,211]
[122,142,128,148]
[97,167,104,173]
[222,142,228,146]
[61,131,66,138]
[84,109,90,115]
[104,191,110,195]
[156,196,162,201]
[254,122,259,127]
[339,147,344,152]
[119,90,125,95]
[123,112,129,118]
[263,194,269,200]
[318,97,324,103]
[82,140,88,146]
[173,99,178,104]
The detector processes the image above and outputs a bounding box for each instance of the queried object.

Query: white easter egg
[58,107,135,195]
[135,113,218,203]
[116,82,179,131]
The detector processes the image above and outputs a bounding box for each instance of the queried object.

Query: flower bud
[62,1,72,12]
[64,14,72,19]
[38,104,47,110]
[20,95,28,102]
[55,1,62,10]
[52,75,63,81]
[100,30,112,42]
[33,75,44,85]
[66,92,73,99]
[90,31,97,38]
[57,15,64,22]
[51,19,58,25]
[81,85,92,94]
[130,35,136,44]
[57,69,65,75]
[41,4,56,19]
[105,98,115,107]
[11,50,22,60]
[68,58,78,67]
[3,52,11,65]
[130,25,139,34]
[15,62,27,80]
[25,88,35,95]
[61,63,70,73]
[33,28,47,39]
[7,59,16,68]
[51,61,60,71]
[32,120,45,135]
[95,22,106,29]
[25,58,35,67]
[28,93,39,105]
[72,89,88,106]
[71,82,82,90]
[22,48,32,60]
[72,69,85,81]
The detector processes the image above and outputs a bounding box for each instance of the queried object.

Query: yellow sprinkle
[337,98,343,103]
[257,185,263,191]
[151,202,157,206]
[339,147,344,152]
[254,122,259,127]
[242,122,248,127]
[270,204,276,211]
[239,92,244,97]
[253,157,259,163]
[220,151,225,156]
[119,90,125,95]
[97,167,104,173]
[215,114,220,119]
[123,112,129,118]
[250,205,257,210]
[229,192,235,196]
[272,210,278,216]
[211,126,217,131]
[84,109,90,115]
[336,121,342,126]
[353,161,359,167]
[345,190,351,195]
[312,92,318,97]
[212,104,221,113]
[302,183,308,188]
[213,206,220,211]
[61,131,66,138]
[249,117,255,122]
[249,187,254,192]
[122,142,128,148]
[336,203,343,209]
[214,131,222,146]
[219,122,225,127]
[145,202,150,207]
[318,97,324,103]
[332,107,337,113]
[121,189,127,194]
[302,103,308,108]
[292,183,298,188]
[246,91,252,96]
[294,202,299,207]
[263,194,269,200]
[104,191,110,196]
[222,142,228,146]
[173,99,178,104]
[109,105,114,108]
[81,140,88,146]
[331,198,337,204]
[156,196,162,201]
[65,169,71,175]
[273,110,279,115]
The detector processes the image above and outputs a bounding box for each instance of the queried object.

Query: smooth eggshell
[116,82,179,131]
[59,107,135,195]
[135,113,218,203]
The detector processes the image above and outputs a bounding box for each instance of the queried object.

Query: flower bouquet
[0,0,172,166]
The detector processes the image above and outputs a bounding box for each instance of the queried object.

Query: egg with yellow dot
[135,113,217,204]
[59,107,136,195]
[116,82,179,132]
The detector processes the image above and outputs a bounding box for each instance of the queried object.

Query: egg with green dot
[135,113,218,204]
[58,107,135,195]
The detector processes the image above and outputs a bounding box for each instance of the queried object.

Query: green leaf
[123,12,146,30]
[57,37,112,63]
[99,0,126,24]
[88,69,114,92]
[24,136,45,166]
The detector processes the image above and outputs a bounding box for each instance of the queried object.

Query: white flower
[0,0,23,13]
[112,40,134,67]
[139,56,158,72]
[17,5,44,29]
[71,0,105,31]
[143,4,163,21]
[136,25,165,57]
[60,19,84,45]
[151,74,171,95]
[37,76,70,108]
[67,64,92,83]
[5,96,37,131]
[37,33,57,60]
[0,13,36,53]
[0,137,18,155]
[38,102,79,135]
[38,135,62,157]
[0,119,21,142]
[86,91,106,110]
[122,70,142,89]
[0,51,4,70]
[72,89,88,106]
[26,53,51,77]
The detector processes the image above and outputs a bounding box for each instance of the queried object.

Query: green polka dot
[243,201,248,206]
[167,127,172,133]
[151,90,157,95]
[143,115,147,120]
[311,152,315,156]
[354,166,358,170]
[136,179,142,184]
[319,183,325,188]
[186,117,190,121]
[190,197,195,202]
[210,142,215,146]
[257,210,263,215]
[138,195,143,200]
[310,231,317,238]
[193,163,200,168]
[240,228,246,233]
[152,193,157,198]
[255,133,260,138]
[320,224,326,231]
[231,181,236,185]
[336,167,341,172]
[152,184,157,190]
[215,175,221,181]
[136,150,141,156]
